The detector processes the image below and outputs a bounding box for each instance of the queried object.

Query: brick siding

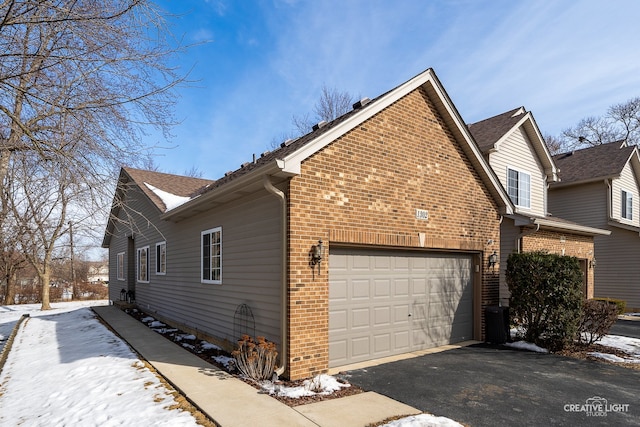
[285,87,502,379]
[522,229,595,298]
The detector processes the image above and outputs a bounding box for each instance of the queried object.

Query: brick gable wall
[522,230,595,298]
[286,86,502,379]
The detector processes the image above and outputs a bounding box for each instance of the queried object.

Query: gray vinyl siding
[594,227,640,309]
[548,182,609,228]
[489,128,546,216]
[108,184,283,346]
[612,163,640,226]
[549,180,640,309]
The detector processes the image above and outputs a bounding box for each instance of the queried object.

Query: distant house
[549,141,640,311]
[87,265,109,284]
[469,107,609,302]
[103,68,515,380]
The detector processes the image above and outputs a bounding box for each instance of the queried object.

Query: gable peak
[511,106,526,117]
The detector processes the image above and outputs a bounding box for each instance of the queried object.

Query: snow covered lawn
[0,301,203,426]
[2,302,639,427]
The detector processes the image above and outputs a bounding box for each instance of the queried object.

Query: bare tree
[554,96,640,152]
[7,152,84,309]
[271,85,355,148]
[293,85,355,134]
[543,133,565,155]
[0,1,186,309]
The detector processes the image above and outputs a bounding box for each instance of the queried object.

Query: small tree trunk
[5,272,16,305]
[40,268,51,310]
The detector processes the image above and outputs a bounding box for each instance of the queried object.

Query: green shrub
[578,299,619,345]
[506,251,584,351]
[593,297,626,315]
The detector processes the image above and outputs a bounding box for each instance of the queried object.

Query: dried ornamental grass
[232,335,278,381]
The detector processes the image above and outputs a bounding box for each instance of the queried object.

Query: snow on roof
[144,182,191,212]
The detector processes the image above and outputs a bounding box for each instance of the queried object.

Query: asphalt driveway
[611,318,640,339]
[342,342,640,426]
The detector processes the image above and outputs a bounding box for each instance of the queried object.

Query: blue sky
[150,0,640,179]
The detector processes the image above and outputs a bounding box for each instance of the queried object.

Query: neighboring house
[103,68,516,380]
[549,141,640,311]
[469,107,609,303]
[87,265,109,284]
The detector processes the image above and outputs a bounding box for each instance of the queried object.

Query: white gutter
[262,175,288,377]
[606,179,612,221]
[516,224,540,253]
[532,217,611,236]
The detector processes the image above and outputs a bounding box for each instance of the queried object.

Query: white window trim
[201,227,222,285]
[621,189,633,221]
[137,246,150,284]
[155,241,167,275]
[117,252,125,281]
[507,166,531,209]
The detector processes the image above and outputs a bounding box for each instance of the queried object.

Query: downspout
[516,222,540,253]
[263,175,288,377]
[606,179,612,221]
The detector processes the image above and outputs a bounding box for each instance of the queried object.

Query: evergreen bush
[506,251,583,351]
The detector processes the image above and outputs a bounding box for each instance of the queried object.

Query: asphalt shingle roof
[552,141,633,184]
[123,167,214,212]
[468,107,526,153]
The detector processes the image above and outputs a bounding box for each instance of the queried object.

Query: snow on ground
[504,340,549,353]
[0,301,200,427]
[2,302,639,427]
[588,334,640,363]
[380,413,463,427]
[261,374,351,398]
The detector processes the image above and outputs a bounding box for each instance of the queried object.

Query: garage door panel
[329,340,348,365]
[329,248,474,367]
[393,279,409,297]
[374,279,391,298]
[412,279,427,296]
[351,308,370,329]
[373,306,391,326]
[330,279,348,301]
[394,330,410,351]
[374,334,391,353]
[352,279,371,299]
[352,255,372,270]
[329,309,348,332]
[392,256,409,271]
[393,304,410,322]
[352,337,371,357]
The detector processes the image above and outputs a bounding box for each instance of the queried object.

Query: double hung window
[507,168,531,209]
[201,227,222,284]
[137,246,149,283]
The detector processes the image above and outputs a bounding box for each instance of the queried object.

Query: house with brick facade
[549,141,640,311]
[468,107,609,303]
[103,68,516,380]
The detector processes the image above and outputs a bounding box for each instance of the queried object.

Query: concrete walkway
[92,305,420,427]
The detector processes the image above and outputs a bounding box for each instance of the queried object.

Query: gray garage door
[329,248,473,368]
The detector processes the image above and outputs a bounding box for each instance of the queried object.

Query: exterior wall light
[488,251,498,270]
[311,240,324,266]
[590,258,596,269]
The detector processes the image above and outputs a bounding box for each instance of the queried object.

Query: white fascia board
[280,68,514,215]
[494,113,558,182]
[427,73,514,215]
[160,160,287,221]
[628,148,640,188]
[510,213,610,236]
[533,217,611,236]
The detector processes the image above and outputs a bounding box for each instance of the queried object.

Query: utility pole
[69,221,77,299]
